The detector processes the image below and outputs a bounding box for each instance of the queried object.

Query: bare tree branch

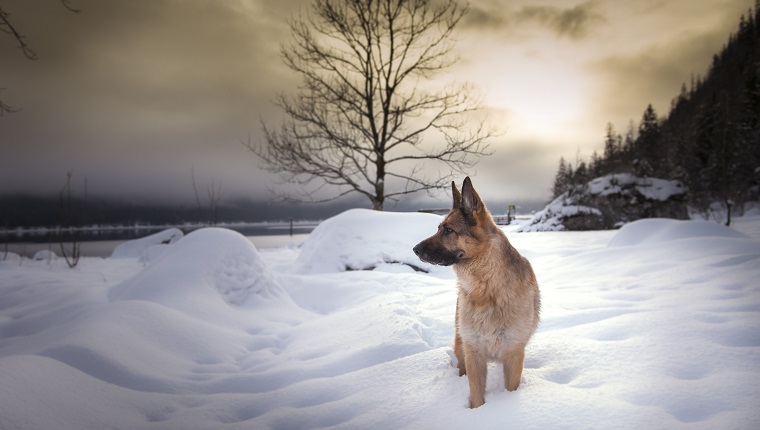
[0,88,21,116]
[0,4,38,60]
[59,0,81,14]
[0,1,80,114]
[191,166,225,226]
[58,170,82,268]
[248,0,494,210]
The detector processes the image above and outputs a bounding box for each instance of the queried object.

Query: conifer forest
[552,5,760,216]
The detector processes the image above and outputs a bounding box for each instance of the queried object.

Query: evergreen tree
[603,122,621,173]
[636,104,661,176]
[566,163,575,188]
[574,161,589,184]
[552,157,569,198]
[621,120,637,169]
[590,150,603,178]
[560,5,760,217]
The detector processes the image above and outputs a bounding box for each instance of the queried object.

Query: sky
[0,0,753,211]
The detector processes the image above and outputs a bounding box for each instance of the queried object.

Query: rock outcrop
[520,174,688,232]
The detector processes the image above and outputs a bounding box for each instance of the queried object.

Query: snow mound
[33,249,58,261]
[609,218,749,247]
[0,251,21,263]
[293,209,443,273]
[110,228,286,309]
[110,228,183,259]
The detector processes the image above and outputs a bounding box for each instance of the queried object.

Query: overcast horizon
[0,0,753,210]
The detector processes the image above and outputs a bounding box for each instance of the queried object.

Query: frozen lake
[2,223,316,258]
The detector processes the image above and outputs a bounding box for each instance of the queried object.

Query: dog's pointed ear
[452,181,462,209]
[461,176,481,216]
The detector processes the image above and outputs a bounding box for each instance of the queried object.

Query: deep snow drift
[1,209,759,429]
[293,209,443,274]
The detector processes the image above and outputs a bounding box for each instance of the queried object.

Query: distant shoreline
[0,220,321,244]
[2,231,314,259]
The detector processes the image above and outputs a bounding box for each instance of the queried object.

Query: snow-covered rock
[293,208,443,273]
[0,251,22,264]
[110,228,183,259]
[521,173,688,232]
[518,197,603,232]
[110,228,287,309]
[32,249,58,262]
[588,173,685,201]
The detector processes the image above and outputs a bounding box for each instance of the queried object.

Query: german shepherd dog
[413,177,540,408]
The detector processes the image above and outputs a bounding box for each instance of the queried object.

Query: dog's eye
[443,226,454,235]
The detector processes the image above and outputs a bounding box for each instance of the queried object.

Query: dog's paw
[446,349,466,375]
[469,397,485,409]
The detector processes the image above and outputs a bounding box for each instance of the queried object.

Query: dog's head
[413,177,492,266]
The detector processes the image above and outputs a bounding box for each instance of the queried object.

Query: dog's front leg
[454,333,466,376]
[503,347,525,392]
[453,296,466,376]
[463,343,487,408]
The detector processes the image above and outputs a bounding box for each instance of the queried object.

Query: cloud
[587,26,732,127]
[1,0,748,210]
[517,1,605,39]
[471,137,564,204]
[463,0,605,40]
[0,0,302,200]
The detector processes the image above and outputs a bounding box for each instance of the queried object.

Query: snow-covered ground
[1,209,759,429]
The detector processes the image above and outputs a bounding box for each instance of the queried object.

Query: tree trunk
[373,179,385,211]
[373,157,385,211]
[725,199,732,226]
[250,0,492,206]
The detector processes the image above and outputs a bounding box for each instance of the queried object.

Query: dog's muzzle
[413,241,462,266]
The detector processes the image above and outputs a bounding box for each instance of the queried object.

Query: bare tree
[58,171,82,268]
[0,0,79,115]
[248,0,493,210]
[191,166,224,226]
[0,88,19,117]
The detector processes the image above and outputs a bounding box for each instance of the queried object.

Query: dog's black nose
[413,244,422,256]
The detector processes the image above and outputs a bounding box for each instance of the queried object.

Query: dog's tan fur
[413,177,540,408]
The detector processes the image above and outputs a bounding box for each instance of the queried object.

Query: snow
[32,249,57,262]
[519,180,606,234]
[1,211,760,429]
[111,228,288,309]
[521,174,687,232]
[110,228,183,260]
[608,218,749,247]
[588,173,685,201]
[518,195,601,232]
[293,208,443,273]
[0,251,21,263]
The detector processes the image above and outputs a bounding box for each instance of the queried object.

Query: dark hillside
[553,4,760,222]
